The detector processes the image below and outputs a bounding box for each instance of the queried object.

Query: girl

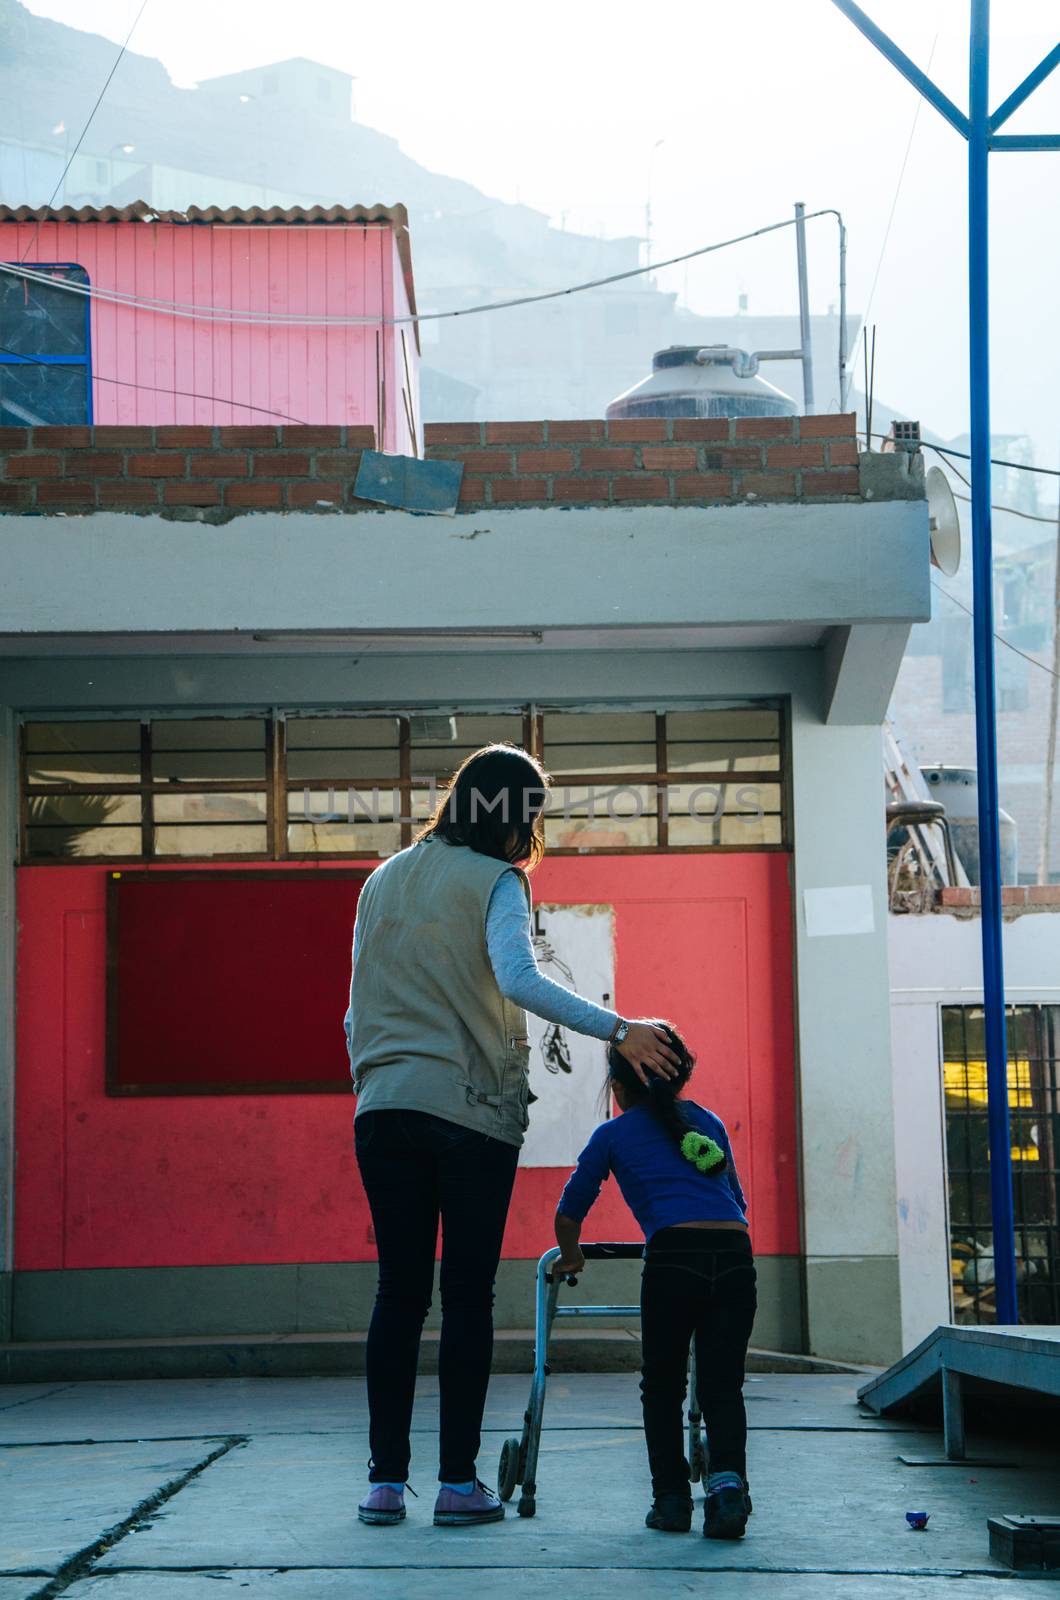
[554,1029,756,1539]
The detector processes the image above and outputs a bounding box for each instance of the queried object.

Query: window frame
[18,703,791,864]
[0,261,94,426]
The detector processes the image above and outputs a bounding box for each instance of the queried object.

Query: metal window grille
[0,263,92,425]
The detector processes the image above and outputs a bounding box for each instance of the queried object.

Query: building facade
[0,414,927,1366]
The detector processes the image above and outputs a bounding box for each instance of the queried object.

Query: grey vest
[349,838,532,1147]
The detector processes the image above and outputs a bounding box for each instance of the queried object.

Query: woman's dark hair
[416,743,551,868]
[607,1025,701,1153]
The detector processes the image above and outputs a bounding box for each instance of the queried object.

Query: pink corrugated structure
[0,203,420,450]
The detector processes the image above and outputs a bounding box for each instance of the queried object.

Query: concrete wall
[888,908,1060,1352]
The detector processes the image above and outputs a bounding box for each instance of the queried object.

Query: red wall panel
[14,853,797,1270]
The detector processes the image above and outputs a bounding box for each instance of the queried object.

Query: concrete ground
[1,1370,1057,1598]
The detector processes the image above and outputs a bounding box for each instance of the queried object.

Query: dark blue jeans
[640,1226,757,1496]
[354,1108,519,1484]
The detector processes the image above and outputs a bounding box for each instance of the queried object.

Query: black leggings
[640,1226,757,1497]
[354,1109,519,1485]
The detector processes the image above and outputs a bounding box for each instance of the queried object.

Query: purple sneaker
[358,1484,406,1526]
[433,1480,505,1527]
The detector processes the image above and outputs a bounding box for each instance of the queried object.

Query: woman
[347,742,678,1529]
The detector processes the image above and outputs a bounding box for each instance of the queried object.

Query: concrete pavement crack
[0,1384,75,1413]
[22,1433,247,1599]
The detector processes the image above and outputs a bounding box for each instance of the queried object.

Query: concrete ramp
[858,1323,1060,1459]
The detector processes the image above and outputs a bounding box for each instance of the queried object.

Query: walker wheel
[517,1492,536,1518]
[689,1434,707,1484]
[497,1435,520,1501]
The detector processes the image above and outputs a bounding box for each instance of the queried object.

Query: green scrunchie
[680,1130,725,1175]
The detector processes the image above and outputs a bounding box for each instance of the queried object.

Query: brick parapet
[0,414,867,514]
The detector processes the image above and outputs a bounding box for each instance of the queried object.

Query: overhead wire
[0,344,309,423]
[932,580,1060,684]
[0,209,842,328]
[23,0,151,258]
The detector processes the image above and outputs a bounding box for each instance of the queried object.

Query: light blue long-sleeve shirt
[344,867,619,1063]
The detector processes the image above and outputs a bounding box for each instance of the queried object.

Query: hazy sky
[20,0,1060,490]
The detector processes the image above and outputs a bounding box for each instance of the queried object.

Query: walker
[496,1242,707,1518]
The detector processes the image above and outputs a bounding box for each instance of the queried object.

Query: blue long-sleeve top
[557,1101,748,1241]
[345,867,619,1064]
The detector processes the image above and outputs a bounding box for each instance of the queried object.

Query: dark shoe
[704,1483,749,1540]
[358,1484,406,1526]
[646,1492,693,1532]
[433,1480,505,1527]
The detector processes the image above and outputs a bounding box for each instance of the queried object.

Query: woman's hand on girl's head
[617,1021,682,1086]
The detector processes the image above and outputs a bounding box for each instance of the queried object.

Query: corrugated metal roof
[0,201,417,317]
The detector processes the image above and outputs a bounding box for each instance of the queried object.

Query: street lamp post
[830,0,1060,1328]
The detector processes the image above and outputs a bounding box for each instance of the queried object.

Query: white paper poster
[521,902,616,1168]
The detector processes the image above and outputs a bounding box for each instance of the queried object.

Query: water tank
[921,765,1019,885]
[606,345,798,421]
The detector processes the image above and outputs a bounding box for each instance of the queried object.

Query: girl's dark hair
[607,1026,697,1151]
[416,743,551,868]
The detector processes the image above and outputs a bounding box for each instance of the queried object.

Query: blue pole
[968,0,1019,1325]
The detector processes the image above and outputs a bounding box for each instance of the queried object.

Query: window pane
[26,752,141,786]
[287,820,400,855]
[0,361,88,426]
[408,713,523,780]
[0,265,89,355]
[26,793,141,827]
[543,712,656,776]
[153,792,267,823]
[544,812,658,850]
[668,813,783,847]
[666,709,780,741]
[25,824,141,859]
[666,741,780,774]
[154,825,267,857]
[25,721,140,753]
[151,719,266,783]
[288,747,400,781]
[288,788,400,824]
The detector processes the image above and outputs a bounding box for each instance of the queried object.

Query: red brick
[128,453,185,478]
[672,418,730,441]
[278,425,343,447]
[217,426,279,447]
[614,475,669,501]
[98,481,158,507]
[552,476,610,503]
[347,425,376,447]
[424,422,481,445]
[5,453,61,478]
[799,413,857,438]
[189,453,249,477]
[705,447,762,470]
[0,481,32,507]
[485,422,546,444]
[606,419,668,442]
[163,481,222,506]
[33,425,92,448]
[67,452,122,477]
[673,474,734,500]
[155,426,214,447]
[1026,885,1060,904]
[642,446,697,471]
[739,472,796,499]
[802,468,860,497]
[315,452,363,477]
[580,447,637,471]
[827,440,859,467]
[938,887,976,907]
[547,420,605,443]
[252,452,310,476]
[0,427,29,450]
[90,426,153,446]
[225,481,282,508]
[491,477,549,503]
[766,442,825,467]
[516,449,574,473]
[36,480,97,506]
[286,481,344,508]
[734,416,795,440]
[458,477,488,504]
[453,450,514,474]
